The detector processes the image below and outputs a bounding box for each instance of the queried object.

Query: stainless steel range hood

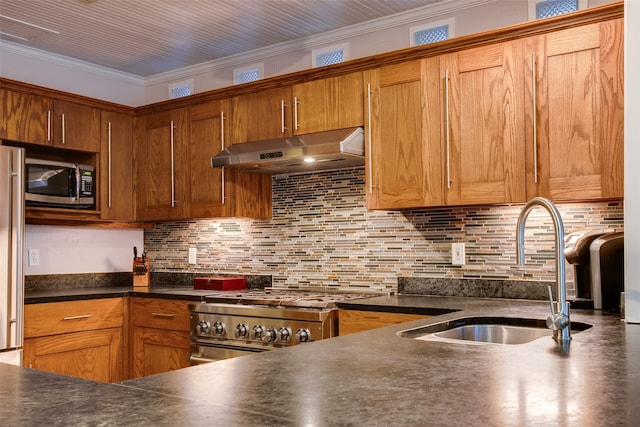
[210,127,364,174]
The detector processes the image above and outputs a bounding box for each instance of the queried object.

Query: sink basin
[398,316,592,345]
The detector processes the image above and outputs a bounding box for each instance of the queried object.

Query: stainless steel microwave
[25,158,95,209]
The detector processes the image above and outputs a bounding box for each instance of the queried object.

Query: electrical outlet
[188,247,197,265]
[28,249,40,267]
[451,243,465,266]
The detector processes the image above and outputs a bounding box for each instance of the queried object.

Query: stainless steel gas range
[188,290,372,364]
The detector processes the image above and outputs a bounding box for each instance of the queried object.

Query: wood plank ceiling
[0,0,443,77]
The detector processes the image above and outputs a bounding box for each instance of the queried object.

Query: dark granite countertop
[4,295,639,426]
[24,286,214,304]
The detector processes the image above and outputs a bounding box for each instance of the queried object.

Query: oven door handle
[188,354,219,365]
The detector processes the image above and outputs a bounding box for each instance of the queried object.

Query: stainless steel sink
[398,317,592,345]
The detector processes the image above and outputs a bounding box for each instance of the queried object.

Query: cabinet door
[130,326,191,378]
[338,310,427,335]
[526,19,624,200]
[231,87,292,143]
[135,109,188,220]
[366,59,443,209]
[187,99,232,218]
[0,89,52,146]
[443,42,526,206]
[23,328,123,383]
[100,110,135,220]
[53,100,101,152]
[292,72,364,135]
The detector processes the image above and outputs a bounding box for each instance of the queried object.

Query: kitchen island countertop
[3,294,639,426]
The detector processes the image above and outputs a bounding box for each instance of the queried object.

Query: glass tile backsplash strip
[145,168,623,294]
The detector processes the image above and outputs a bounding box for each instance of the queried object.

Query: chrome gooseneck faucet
[516,197,571,343]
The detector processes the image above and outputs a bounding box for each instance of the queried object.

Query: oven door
[188,342,271,365]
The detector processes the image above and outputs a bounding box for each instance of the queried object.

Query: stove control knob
[235,323,248,338]
[252,325,264,340]
[197,320,211,335]
[263,328,277,343]
[212,321,225,336]
[295,328,311,343]
[278,327,292,343]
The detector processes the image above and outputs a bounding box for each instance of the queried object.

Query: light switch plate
[451,243,465,266]
[188,247,197,265]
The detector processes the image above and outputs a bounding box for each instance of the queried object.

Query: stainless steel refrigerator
[0,145,25,366]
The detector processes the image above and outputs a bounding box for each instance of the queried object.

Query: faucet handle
[546,285,570,331]
[547,285,556,315]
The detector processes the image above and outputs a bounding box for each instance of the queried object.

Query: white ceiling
[0,0,445,77]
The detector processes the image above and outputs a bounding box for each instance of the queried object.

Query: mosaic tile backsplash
[145,168,623,296]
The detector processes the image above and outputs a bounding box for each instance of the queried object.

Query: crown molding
[144,0,499,85]
[1,0,498,88]
[0,39,145,86]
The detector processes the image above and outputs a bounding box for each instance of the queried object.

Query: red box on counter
[193,277,247,291]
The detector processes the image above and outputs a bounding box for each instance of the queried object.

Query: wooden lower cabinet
[23,329,122,383]
[129,297,192,379]
[130,327,190,378]
[338,309,428,335]
[23,298,124,383]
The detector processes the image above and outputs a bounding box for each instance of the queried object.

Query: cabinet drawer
[338,309,428,336]
[25,298,124,338]
[130,298,191,331]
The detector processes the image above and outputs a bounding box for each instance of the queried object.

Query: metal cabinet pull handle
[170,120,176,208]
[61,113,66,144]
[63,314,93,321]
[107,122,112,208]
[46,110,51,142]
[151,312,176,318]
[294,96,299,130]
[281,100,287,133]
[367,83,373,194]
[221,111,226,204]
[445,69,451,189]
[532,52,538,184]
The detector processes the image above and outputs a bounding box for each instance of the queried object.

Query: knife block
[133,257,150,288]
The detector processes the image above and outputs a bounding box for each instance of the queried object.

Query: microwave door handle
[74,166,80,201]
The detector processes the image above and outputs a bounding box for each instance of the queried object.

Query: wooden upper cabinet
[291,72,364,135]
[442,42,526,206]
[100,110,135,220]
[365,59,443,210]
[231,87,292,143]
[0,91,100,152]
[187,99,272,219]
[135,108,189,221]
[524,19,624,201]
[53,100,101,152]
[230,72,365,144]
[188,99,232,218]
[1,89,51,145]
